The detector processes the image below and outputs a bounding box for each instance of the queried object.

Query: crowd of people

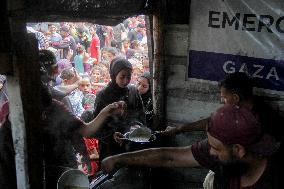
[27,15,149,89]
[38,50,154,188]
[27,16,155,187]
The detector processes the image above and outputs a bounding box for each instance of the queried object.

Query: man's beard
[220,155,249,177]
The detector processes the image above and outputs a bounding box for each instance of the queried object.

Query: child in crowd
[90,83,105,96]
[121,39,131,55]
[90,66,104,83]
[100,47,108,61]
[55,67,78,87]
[99,64,111,83]
[130,40,143,52]
[89,66,106,95]
[52,67,80,99]
[129,58,143,85]
[106,47,119,62]
[79,109,100,180]
[55,55,73,85]
[125,48,135,60]
[62,73,91,117]
[83,52,95,73]
[141,55,150,72]
[74,45,85,74]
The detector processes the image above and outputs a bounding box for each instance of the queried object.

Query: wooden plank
[7,75,29,189]
[152,0,166,130]
[0,53,13,75]
[9,16,43,189]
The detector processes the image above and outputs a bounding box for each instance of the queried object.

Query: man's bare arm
[162,118,209,136]
[179,118,209,132]
[54,84,78,94]
[101,146,201,173]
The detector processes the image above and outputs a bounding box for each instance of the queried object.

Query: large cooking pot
[57,169,89,189]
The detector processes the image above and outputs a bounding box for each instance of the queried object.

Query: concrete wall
[164,24,221,123]
[162,24,221,188]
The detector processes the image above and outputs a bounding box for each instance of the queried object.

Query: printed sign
[188,0,284,91]
[188,50,283,91]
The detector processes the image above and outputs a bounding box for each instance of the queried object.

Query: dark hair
[219,72,254,101]
[40,83,53,108]
[111,39,121,50]
[39,50,56,68]
[126,49,135,59]
[123,19,130,29]
[107,47,119,56]
[122,39,130,44]
[76,45,85,54]
[80,109,95,123]
[39,49,57,83]
[60,68,75,80]
[77,27,84,34]
[137,23,145,28]
[60,26,69,33]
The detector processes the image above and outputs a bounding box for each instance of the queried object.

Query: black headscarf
[139,71,152,105]
[93,57,133,118]
[139,72,154,128]
[104,57,133,99]
[109,57,133,81]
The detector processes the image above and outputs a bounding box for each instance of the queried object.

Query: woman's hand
[113,132,125,146]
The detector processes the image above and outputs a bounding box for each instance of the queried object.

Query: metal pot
[121,128,162,151]
[90,172,111,189]
[57,169,89,189]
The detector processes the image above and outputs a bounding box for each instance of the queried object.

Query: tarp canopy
[20,0,153,25]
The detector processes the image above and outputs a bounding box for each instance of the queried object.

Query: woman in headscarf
[136,71,154,129]
[92,57,145,162]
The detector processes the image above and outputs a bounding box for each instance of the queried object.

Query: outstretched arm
[101,146,201,173]
[162,118,209,136]
[80,101,126,137]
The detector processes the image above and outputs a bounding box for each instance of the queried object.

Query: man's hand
[161,126,179,136]
[100,101,127,116]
